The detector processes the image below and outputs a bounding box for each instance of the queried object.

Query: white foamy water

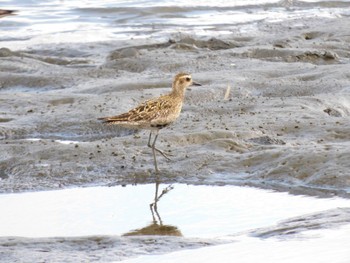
[0,0,349,49]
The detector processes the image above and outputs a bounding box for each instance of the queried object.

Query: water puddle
[0,183,349,238]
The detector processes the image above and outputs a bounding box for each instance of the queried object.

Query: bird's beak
[192,81,202,86]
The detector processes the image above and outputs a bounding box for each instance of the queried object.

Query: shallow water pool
[0,183,349,238]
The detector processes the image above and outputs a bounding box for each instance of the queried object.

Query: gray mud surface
[1,16,350,196]
[0,235,220,262]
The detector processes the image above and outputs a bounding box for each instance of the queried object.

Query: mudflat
[1,15,350,196]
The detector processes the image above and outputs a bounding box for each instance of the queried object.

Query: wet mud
[1,16,350,197]
[0,235,219,262]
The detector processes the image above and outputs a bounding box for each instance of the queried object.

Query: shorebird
[99,73,201,173]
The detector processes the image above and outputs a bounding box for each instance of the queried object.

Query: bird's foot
[154,147,172,161]
[148,144,173,161]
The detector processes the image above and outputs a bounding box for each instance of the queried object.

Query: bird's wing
[99,96,173,124]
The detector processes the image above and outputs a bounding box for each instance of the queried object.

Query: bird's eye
[186,77,191,82]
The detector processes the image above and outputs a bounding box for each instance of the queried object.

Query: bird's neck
[170,86,185,99]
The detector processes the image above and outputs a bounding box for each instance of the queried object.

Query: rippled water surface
[1,0,349,49]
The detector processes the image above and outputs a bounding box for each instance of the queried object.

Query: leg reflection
[150,180,174,225]
[123,180,181,236]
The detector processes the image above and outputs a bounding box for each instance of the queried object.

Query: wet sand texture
[1,16,350,196]
[0,235,219,262]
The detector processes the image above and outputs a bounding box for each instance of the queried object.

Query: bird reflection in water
[123,180,182,236]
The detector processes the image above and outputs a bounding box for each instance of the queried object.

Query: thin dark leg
[147,131,160,173]
[151,131,160,173]
[147,131,172,161]
[147,131,152,148]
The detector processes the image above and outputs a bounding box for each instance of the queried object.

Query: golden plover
[99,73,201,173]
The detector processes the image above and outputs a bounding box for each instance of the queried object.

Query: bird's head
[172,73,201,94]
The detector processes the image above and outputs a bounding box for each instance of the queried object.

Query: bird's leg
[147,131,172,161]
[147,131,153,148]
[149,131,160,173]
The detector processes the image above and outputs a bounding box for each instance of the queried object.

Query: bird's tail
[98,113,130,124]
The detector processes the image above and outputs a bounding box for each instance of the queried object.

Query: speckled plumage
[99,73,201,173]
